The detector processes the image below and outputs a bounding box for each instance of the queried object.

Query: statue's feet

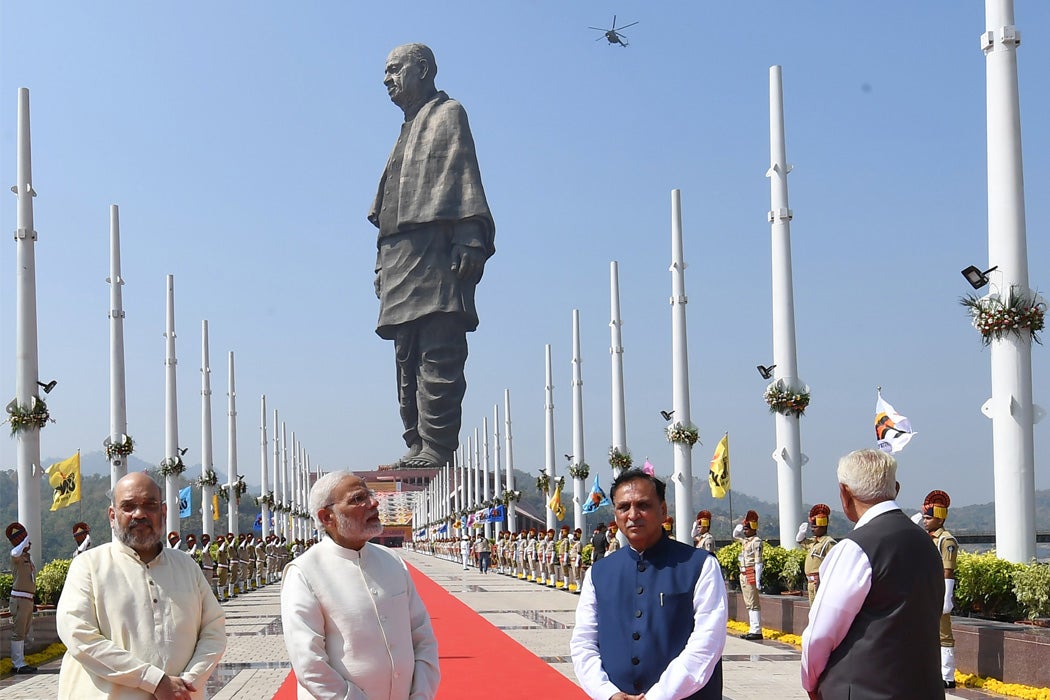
[396,444,422,467]
[402,445,451,468]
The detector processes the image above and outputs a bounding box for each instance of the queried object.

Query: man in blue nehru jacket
[570,469,727,700]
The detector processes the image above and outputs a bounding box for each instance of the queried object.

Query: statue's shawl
[370,92,495,255]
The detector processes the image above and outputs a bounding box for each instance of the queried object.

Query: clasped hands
[373,244,485,299]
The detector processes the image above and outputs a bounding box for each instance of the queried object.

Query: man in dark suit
[800,449,944,699]
[590,521,609,563]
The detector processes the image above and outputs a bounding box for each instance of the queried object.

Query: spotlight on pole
[961,265,998,290]
[659,409,674,421]
[756,364,776,380]
[37,379,57,394]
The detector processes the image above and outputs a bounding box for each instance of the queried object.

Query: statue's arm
[451,218,487,282]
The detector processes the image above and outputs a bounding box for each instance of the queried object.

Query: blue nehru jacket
[590,534,722,699]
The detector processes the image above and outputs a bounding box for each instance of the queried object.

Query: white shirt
[57,540,227,699]
[800,500,899,692]
[281,537,440,700]
[570,550,728,700]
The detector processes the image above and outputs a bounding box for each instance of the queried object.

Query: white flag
[875,391,916,453]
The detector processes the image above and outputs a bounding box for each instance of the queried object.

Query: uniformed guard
[200,533,218,598]
[693,510,715,553]
[568,528,583,593]
[606,522,621,554]
[72,522,92,557]
[215,534,230,601]
[556,525,570,589]
[526,529,538,581]
[254,534,266,587]
[796,504,837,604]
[243,534,256,590]
[543,529,556,586]
[185,533,199,560]
[167,530,181,550]
[733,510,764,640]
[921,490,959,689]
[6,522,37,674]
[228,532,241,595]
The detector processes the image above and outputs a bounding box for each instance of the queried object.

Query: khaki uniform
[695,531,715,553]
[606,531,621,554]
[932,526,958,648]
[738,535,763,612]
[201,543,218,597]
[216,541,230,600]
[568,537,582,592]
[9,544,35,643]
[800,534,837,603]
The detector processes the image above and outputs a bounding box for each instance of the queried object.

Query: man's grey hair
[398,42,437,81]
[837,449,897,503]
[309,470,355,530]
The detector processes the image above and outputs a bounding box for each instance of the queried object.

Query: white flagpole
[504,390,517,532]
[260,395,270,539]
[768,65,805,549]
[107,204,129,489]
[571,309,585,531]
[983,0,1038,563]
[201,321,215,537]
[226,352,239,536]
[492,403,502,536]
[164,275,181,536]
[610,261,628,479]
[544,344,557,530]
[669,190,694,544]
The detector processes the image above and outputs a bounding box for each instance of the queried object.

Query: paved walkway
[2,548,995,699]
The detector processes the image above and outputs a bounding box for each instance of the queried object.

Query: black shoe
[14,665,38,674]
[944,681,956,689]
[740,632,763,640]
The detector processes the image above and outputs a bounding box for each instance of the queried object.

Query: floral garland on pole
[5,398,53,436]
[568,462,590,480]
[764,380,811,417]
[257,492,274,508]
[500,489,522,506]
[158,456,186,477]
[960,290,1045,346]
[104,435,135,460]
[666,421,700,447]
[196,468,219,488]
[536,470,550,495]
[217,484,230,502]
[608,447,633,471]
[232,476,248,502]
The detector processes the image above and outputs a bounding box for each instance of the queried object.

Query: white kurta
[57,541,226,699]
[281,538,440,700]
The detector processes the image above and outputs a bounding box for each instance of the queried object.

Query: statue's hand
[451,245,485,282]
[374,272,382,299]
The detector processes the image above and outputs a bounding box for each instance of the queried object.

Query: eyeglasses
[323,489,378,510]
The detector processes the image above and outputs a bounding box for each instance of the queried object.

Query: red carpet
[273,563,586,699]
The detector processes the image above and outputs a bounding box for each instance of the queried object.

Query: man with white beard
[281,472,440,700]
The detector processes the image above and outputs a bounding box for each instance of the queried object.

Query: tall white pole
[226,352,239,536]
[163,275,181,536]
[609,261,628,479]
[768,65,805,549]
[290,434,299,540]
[492,403,502,535]
[669,190,694,543]
[571,309,585,531]
[544,344,557,530]
[482,418,491,538]
[474,428,482,513]
[504,390,517,532]
[200,321,215,537]
[260,395,270,539]
[272,409,280,536]
[982,0,1037,563]
[281,422,289,538]
[107,204,129,488]
[12,87,43,567]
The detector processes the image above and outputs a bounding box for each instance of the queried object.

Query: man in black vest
[801,449,944,699]
[570,469,726,700]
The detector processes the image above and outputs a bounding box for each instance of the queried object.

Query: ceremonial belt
[217,564,230,569]
[806,573,820,583]
[10,590,34,600]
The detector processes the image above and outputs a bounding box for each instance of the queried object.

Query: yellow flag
[46,452,82,511]
[548,479,566,521]
[709,434,730,499]
[212,494,220,520]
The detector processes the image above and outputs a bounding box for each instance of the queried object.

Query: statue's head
[384,43,438,111]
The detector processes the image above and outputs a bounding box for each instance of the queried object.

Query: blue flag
[253,513,263,531]
[178,486,192,519]
[582,475,611,514]
[491,504,505,522]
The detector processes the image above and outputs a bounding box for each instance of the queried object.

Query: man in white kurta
[57,472,226,700]
[281,472,440,700]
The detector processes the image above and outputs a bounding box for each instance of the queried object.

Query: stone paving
[1,548,997,699]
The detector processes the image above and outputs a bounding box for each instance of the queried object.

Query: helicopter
[589,15,638,47]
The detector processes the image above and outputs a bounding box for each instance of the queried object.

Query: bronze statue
[369,43,495,469]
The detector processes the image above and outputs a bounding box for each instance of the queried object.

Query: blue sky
[1,2,1047,511]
